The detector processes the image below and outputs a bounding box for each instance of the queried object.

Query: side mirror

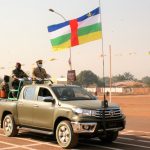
[43,96,55,102]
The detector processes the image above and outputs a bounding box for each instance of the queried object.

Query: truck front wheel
[3,114,18,137]
[99,131,118,143]
[56,121,78,148]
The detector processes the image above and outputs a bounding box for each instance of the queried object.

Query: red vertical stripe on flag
[69,19,79,46]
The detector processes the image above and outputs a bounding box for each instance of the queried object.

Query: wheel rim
[3,116,13,134]
[58,124,70,144]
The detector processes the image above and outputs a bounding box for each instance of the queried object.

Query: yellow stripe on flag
[52,40,71,51]
[79,31,102,45]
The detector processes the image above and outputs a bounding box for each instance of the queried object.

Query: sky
[0,0,150,80]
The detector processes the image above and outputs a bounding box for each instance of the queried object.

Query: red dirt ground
[100,95,150,131]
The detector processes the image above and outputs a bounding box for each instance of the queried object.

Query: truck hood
[60,100,119,110]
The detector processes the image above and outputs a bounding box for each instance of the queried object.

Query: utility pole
[109,45,112,103]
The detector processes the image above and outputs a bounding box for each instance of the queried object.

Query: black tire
[99,131,118,143]
[3,114,18,137]
[56,120,78,149]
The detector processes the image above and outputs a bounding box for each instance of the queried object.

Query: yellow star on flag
[87,12,92,17]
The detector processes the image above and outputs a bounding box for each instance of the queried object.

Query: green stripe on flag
[51,33,70,46]
[78,23,101,36]
[50,23,101,47]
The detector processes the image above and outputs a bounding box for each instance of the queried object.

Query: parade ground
[0,95,150,150]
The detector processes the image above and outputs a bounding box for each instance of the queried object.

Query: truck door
[17,86,36,126]
[32,87,55,129]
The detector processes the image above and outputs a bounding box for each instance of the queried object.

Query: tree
[0,77,3,84]
[141,76,150,87]
[98,77,110,87]
[123,72,136,81]
[76,70,99,87]
[112,72,136,83]
[112,74,124,83]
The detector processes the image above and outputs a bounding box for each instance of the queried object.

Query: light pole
[49,9,72,70]
[109,45,112,103]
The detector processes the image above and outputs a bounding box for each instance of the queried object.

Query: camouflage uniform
[32,67,48,79]
[12,69,28,89]
[32,67,49,84]
[12,69,28,78]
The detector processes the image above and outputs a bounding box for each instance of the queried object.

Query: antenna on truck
[99,0,108,135]
[98,0,108,108]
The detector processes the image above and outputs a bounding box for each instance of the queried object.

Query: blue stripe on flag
[47,21,69,32]
[77,7,100,22]
[47,7,100,32]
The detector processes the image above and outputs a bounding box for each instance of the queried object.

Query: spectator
[0,75,10,98]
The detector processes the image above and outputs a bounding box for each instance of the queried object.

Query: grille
[95,108,122,119]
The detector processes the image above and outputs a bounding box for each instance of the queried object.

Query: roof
[23,83,79,88]
[112,81,145,87]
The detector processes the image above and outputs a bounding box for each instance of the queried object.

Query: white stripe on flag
[78,14,100,28]
[49,25,70,39]
[49,14,100,40]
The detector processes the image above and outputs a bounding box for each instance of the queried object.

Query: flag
[146,51,150,55]
[49,58,56,61]
[48,7,102,51]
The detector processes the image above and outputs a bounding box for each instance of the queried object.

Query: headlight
[82,109,91,116]
[72,108,97,116]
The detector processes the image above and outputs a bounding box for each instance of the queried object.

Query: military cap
[36,60,43,64]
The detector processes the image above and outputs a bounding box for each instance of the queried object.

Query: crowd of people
[0,59,50,98]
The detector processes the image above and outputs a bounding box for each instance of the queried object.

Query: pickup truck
[0,84,126,148]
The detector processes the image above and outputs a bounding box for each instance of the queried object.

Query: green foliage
[0,77,2,83]
[76,70,99,87]
[112,72,136,83]
[98,77,109,87]
[141,76,150,87]
[75,71,145,87]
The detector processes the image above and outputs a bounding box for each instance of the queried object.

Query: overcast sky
[0,0,150,79]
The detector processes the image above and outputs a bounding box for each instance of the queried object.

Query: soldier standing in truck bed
[32,60,50,84]
[12,62,28,89]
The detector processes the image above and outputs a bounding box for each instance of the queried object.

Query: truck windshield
[51,86,96,101]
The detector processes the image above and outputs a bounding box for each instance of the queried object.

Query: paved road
[0,129,150,150]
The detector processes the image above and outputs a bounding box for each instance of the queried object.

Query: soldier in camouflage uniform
[12,62,28,89]
[32,60,50,84]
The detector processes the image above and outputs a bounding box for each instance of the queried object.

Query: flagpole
[49,9,72,70]
[109,45,112,103]
[99,0,107,104]
[69,48,72,70]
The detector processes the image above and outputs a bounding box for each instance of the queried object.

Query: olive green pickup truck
[0,84,125,148]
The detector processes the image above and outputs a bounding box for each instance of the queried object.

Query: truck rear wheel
[99,131,118,143]
[56,120,78,148]
[3,114,18,137]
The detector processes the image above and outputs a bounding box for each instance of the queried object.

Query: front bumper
[71,122,97,133]
[71,117,125,134]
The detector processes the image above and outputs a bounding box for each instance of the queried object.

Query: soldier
[12,62,28,89]
[32,60,50,84]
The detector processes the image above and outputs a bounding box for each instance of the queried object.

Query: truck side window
[23,87,36,100]
[38,88,52,101]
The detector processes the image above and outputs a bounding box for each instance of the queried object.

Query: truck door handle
[33,104,39,108]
